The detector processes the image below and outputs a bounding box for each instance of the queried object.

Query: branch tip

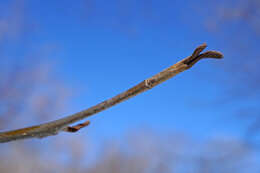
[184,44,223,66]
[191,43,207,58]
[199,50,223,59]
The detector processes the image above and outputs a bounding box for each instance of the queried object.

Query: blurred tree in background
[0,0,259,172]
[196,0,260,144]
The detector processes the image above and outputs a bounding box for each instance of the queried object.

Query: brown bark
[0,43,223,143]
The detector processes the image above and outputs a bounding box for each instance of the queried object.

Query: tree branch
[0,43,223,143]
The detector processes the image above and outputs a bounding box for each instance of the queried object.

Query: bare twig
[0,43,223,143]
[63,120,90,133]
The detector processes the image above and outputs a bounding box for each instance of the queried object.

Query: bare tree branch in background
[1,129,258,173]
[0,43,223,143]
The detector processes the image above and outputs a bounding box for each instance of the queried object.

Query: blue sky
[2,0,255,143]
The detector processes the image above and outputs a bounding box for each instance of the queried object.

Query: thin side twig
[63,120,90,133]
[0,43,223,143]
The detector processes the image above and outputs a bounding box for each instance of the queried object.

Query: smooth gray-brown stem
[0,43,223,143]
